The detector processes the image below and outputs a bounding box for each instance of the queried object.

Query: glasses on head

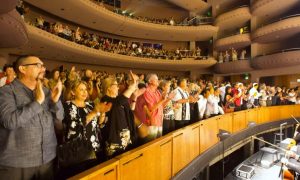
[21,63,45,68]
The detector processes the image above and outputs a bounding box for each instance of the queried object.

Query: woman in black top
[100,71,140,158]
[62,80,111,177]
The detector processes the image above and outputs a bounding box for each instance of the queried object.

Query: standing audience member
[0,56,64,180]
[0,64,15,87]
[100,71,141,158]
[173,78,193,129]
[61,80,111,178]
[144,74,175,140]
[159,80,176,135]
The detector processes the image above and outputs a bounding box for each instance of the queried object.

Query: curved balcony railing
[215,6,251,31]
[70,105,300,180]
[0,9,28,48]
[252,0,299,17]
[260,14,300,27]
[214,59,253,74]
[251,48,300,69]
[252,15,300,43]
[215,33,251,51]
[24,0,218,41]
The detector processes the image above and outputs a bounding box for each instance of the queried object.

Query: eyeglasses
[21,63,45,68]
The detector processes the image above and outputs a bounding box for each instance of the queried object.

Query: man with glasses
[0,55,64,180]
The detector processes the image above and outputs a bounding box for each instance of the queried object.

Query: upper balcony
[214,6,251,31]
[251,48,300,69]
[214,59,253,74]
[215,33,251,51]
[1,24,217,71]
[24,0,218,41]
[165,0,210,14]
[252,15,300,43]
[0,9,28,48]
[251,0,299,17]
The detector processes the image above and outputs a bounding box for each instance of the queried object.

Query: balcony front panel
[215,33,251,51]
[252,16,300,43]
[251,50,300,69]
[0,9,28,48]
[24,0,218,41]
[251,0,299,17]
[0,0,17,14]
[214,60,253,74]
[165,0,209,14]
[1,25,217,71]
[215,6,251,31]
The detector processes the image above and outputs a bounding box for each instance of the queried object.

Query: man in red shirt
[144,74,175,140]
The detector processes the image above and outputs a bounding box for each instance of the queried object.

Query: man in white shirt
[172,78,192,129]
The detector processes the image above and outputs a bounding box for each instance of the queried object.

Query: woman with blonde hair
[100,71,143,158]
[61,80,111,177]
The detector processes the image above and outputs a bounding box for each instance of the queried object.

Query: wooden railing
[69,105,300,180]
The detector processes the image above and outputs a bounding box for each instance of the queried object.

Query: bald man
[0,55,64,180]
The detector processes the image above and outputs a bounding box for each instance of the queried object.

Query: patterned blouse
[63,101,101,152]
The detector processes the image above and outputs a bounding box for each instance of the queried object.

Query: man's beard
[36,72,45,80]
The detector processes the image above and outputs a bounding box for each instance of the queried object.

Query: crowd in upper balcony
[30,15,208,60]
[92,0,213,26]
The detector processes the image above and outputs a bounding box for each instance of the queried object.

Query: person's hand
[94,102,112,113]
[128,70,139,90]
[286,151,296,158]
[51,79,62,103]
[132,88,146,100]
[36,80,45,104]
[168,91,176,100]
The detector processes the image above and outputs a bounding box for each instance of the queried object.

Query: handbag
[57,105,97,168]
[57,134,96,168]
[224,102,235,113]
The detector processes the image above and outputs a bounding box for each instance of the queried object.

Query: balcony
[214,60,253,74]
[0,24,217,71]
[0,9,28,48]
[215,6,251,31]
[251,0,299,17]
[252,15,300,43]
[215,33,251,51]
[24,0,218,41]
[164,0,209,14]
[251,48,300,69]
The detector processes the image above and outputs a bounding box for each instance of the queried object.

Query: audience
[0,58,299,179]
[218,48,248,63]
[27,15,208,60]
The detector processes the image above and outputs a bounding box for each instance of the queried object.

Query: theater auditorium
[1,0,300,179]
